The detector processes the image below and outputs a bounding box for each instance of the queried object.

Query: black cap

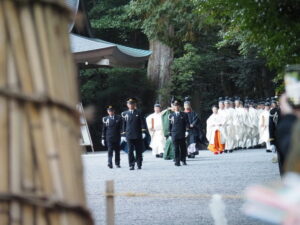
[172,99,181,106]
[234,96,241,102]
[224,97,232,104]
[127,98,137,104]
[170,96,175,105]
[218,97,224,103]
[154,100,161,108]
[107,105,114,111]
[184,96,191,105]
[264,102,270,106]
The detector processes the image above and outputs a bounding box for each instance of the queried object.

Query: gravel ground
[82,149,280,225]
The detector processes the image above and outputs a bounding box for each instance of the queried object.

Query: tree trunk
[147,39,174,102]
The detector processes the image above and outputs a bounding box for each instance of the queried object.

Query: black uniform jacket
[269,107,281,145]
[102,115,122,142]
[121,109,147,139]
[169,111,190,140]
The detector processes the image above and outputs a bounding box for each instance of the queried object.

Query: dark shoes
[229,150,233,153]
[224,150,228,153]
[116,165,121,168]
[175,162,181,166]
[266,149,272,153]
[156,154,160,158]
[108,164,113,169]
[129,166,134,170]
[138,166,142,170]
[159,153,164,158]
[182,161,187,166]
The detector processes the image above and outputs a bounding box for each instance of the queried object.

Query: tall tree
[127,0,202,101]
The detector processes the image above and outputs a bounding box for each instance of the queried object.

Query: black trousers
[127,138,143,167]
[107,140,120,165]
[172,138,187,164]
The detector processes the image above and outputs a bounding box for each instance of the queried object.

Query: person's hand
[142,133,146,139]
[185,132,189,137]
[101,140,105,146]
[280,93,293,115]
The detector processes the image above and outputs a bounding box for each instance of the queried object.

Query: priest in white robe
[207,105,225,154]
[146,102,166,157]
[259,102,271,151]
[248,102,259,147]
[223,98,236,153]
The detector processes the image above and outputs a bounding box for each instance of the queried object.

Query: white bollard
[209,194,228,225]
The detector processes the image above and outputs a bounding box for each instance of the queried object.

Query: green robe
[162,109,175,160]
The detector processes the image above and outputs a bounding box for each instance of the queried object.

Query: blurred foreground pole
[106,180,115,225]
[0,0,93,224]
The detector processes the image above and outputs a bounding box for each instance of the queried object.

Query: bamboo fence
[0,0,93,224]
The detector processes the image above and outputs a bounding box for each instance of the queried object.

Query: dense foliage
[196,0,300,70]
[127,0,202,47]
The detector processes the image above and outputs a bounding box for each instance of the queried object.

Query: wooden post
[106,180,115,225]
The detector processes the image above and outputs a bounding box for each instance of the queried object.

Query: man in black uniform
[269,98,281,151]
[169,100,190,166]
[102,106,122,169]
[183,97,202,158]
[121,98,147,170]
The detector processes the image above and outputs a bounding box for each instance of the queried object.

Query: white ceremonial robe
[233,107,245,148]
[248,107,259,146]
[241,109,250,148]
[206,113,225,145]
[146,112,166,155]
[259,109,270,147]
[218,109,227,141]
[223,108,236,150]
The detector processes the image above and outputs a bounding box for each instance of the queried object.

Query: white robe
[146,112,166,155]
[248,107,259,146]
[233,107,245,148]
[206,113,225,144]
[217,109,227,142]
[259,110,270,144]
[223,107,236,150]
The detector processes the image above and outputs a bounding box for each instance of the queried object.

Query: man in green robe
[162,107,175,160]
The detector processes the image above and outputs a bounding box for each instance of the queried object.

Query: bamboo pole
[0,0,94,225]
[106,180,115,225]
[0,3,9,224]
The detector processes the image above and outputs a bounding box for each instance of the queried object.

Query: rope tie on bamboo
[104,192,243,200]
[0,88,80,120]
[0,192,94,225]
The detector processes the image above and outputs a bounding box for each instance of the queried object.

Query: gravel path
[82,149,280,225]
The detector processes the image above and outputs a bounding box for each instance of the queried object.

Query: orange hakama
[208,130,225,154]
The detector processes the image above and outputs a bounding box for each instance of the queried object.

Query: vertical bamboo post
[0,0,94,224]
[106,180,115,225]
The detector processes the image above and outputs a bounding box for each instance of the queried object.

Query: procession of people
[206,97,280,155]
[101,96,280,169]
